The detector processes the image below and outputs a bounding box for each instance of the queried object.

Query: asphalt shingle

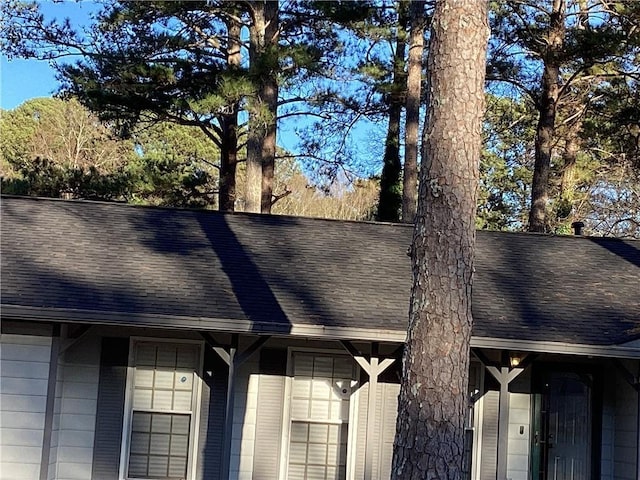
[1,196,638,345]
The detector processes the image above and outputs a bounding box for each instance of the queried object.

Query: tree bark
[556,118,582,226]
[391,0,489,478]
[260,0,279,214]
[246,1,266,213]
[528,0,565,232]
[378,3,408,223]
[402,0,425,223]
[560,130,579,202]
[246,0,279,214]
[219,15,242,212]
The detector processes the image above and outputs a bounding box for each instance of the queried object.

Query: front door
[532,371,593,480]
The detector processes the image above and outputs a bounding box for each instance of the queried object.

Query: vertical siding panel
[0,334,51,480]
[229,360,249,480]
[601,371,616,480]
[353,366,399,480]
[48,348,63,480]
[52,336,101,480]
[253,349,287,480]
[506,393,530,480]
[354,378,369,479]
[378,382,400,479]
[197,347,227,480]
[372,379,384,479]
[614,369,638,480]
[233,360,259,480]
[467,363,481,480]
[480,390,499,480]
[91,337,129,480]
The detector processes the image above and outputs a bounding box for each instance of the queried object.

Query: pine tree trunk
[219,15,242,212]
[402,0,425,224]
[391,0,489,478]
[529,0,565,232]
[246,2,265,214]
[219,132,238,212]
[246,0,279,214]
[556,120,582,227]
[560,126,579,202]
[378,4,408,222]
[260,0,278,214]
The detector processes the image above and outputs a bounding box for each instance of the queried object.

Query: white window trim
[278,347,361,480]
[118,337,204,480]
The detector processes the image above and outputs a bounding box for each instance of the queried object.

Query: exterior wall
[352,376,399,480]
[196,346,227,480]
[6,325,640,480]
[479,390,499,480]
[0,329,406,480]
[248,345,400,480]
[601,371,616,480]
[377,382,400,477]
[230,358,260,480]
[253,348,287,479]
[92,336,129,480]
[478,390,532,480]
[48,345,64,480]
[613,367,638,480]
[506,393,531,480]
[0,333,51,480]
[353,380,369,479]
[49,335,101,480]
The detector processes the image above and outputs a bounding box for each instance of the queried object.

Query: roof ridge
[2,194,639,242]
[1,194,415,229]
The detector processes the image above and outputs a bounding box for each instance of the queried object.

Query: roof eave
[471,335,640,360]
[4,305,639,358]
[0,304,408,343]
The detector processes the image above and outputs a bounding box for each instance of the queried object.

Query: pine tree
[391,0,489,477]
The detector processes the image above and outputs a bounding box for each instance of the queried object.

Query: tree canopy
[1,0,639,236]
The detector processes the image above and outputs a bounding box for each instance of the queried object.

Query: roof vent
[571,221,585,236]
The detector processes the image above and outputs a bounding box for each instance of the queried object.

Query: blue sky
[0,1,383,175]
[1,58,60,109]
[1,1,99,110]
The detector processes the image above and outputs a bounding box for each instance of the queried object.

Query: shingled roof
[2,196,639,350]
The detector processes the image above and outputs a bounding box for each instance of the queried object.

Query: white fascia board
[0,305,408,343]
[471,336,640,359]
[5,305,640,358]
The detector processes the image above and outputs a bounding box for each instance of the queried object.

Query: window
[122,341,201,480]
[286,352,356,480]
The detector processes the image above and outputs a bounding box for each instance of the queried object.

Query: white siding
[479,390,499,480]
[614,369,638,480]
[378,382,400,478]
[355,378,400,480]
[253,368,287,479]
[49,336,101,480]
[49,345,63,480]
[353,380,368,479]
[230,358,259,480]
[0,334,51,480]
[506,393,530,480]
